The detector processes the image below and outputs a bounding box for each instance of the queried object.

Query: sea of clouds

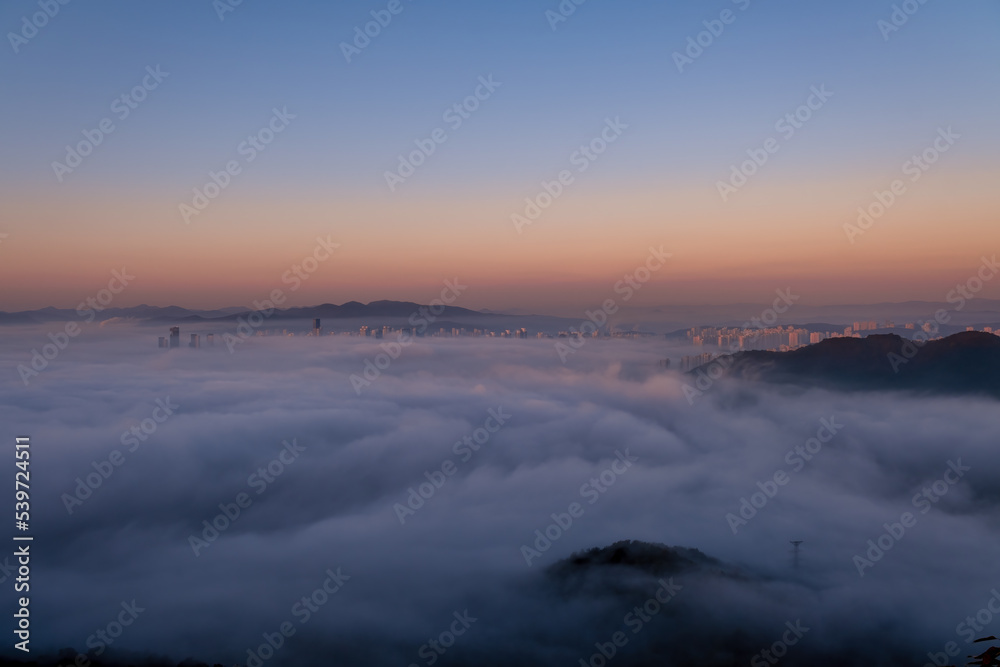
[1,322,998,666]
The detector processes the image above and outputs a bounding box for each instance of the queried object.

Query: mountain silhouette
[693,331,1000,398]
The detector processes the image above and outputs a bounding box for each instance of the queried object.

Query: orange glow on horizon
[2,165,998,312]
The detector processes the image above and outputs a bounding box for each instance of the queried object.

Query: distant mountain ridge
[4,301,1000,338]
[229,300,491,322]
[0,300,596,336]
[0,304,244,324]
[0,300,498,325]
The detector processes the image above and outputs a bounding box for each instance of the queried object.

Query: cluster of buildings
[687,325,826,352]
[852,320,890,331]
[680,325,847,372]
[156,321,540,348]
[158,327,214,349]
[680,352,718,372]
[548,329,658,341]
[353,325,532,339]
[159,319,997,350]
[158,324,321,348]
[846,321,994,335]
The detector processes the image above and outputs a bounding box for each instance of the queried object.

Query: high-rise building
[206,334,214,347]
[190,334,200,348]
[158,337,168,348]
[313,319,321,336]
[169,327,180,348]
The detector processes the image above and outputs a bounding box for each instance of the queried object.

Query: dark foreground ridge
[693,331,1000,398]
[544,539,750,601]
[2,541,987,666]
[548,539,742,581]
[0,656,223,667]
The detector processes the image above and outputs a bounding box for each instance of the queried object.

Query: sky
[1,0,998,312]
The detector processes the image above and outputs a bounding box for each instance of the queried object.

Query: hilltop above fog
[693,331,1000,398]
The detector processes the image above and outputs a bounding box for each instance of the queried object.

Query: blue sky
[3,0,997,194]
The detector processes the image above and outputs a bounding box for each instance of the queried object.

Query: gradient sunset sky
[1,0,998,313]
